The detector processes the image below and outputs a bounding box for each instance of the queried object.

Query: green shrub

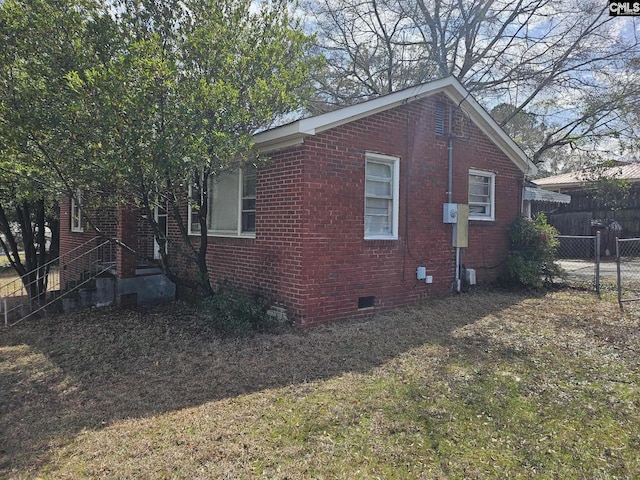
[201,281,275,336]
[506,214,564,289]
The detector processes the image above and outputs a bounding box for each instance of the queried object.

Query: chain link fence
[616,238,640,308]
[555,234,601,294]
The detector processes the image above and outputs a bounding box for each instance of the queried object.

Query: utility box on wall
[443,203,459,223]
[452,204,469,247]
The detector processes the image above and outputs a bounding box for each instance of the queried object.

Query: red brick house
[59,76,537,326]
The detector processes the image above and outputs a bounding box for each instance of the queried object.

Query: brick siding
[166,94,524,326]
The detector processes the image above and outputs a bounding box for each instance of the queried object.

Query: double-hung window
[70,190,83,232]
[468,169,495,221]
[188,167,256,237]
[365,153,399,240]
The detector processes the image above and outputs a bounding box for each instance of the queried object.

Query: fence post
[616,237,623,311]
[595,231,601,297]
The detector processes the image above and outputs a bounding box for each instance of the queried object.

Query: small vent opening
[435,101,446,135]
[358,296,375,309]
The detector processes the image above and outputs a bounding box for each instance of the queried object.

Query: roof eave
[443,83,537,177]
[254,76,537,176]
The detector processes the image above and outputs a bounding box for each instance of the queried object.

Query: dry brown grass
[0,268,60,300]
[1,288,639,478]
[0,268,20,289]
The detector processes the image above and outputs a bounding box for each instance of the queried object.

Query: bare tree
[304,0,640,165]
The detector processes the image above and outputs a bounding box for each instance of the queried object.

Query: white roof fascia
[254,76,537,176]
[445,84,538,177]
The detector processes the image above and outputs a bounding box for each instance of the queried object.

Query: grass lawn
[1,289,639,478]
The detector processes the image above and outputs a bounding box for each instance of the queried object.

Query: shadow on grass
[0,289,527,476]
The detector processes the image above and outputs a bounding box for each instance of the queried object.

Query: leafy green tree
[3,0,316,296]
[0,0,98,302]
[80,0,314,295]
[580,160,631,212]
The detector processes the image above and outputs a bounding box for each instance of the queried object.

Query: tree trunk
[0,199,57,310]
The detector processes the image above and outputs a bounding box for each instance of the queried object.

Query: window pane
[366,197,391,215]
[242,212,255,232]
[241,168,256,233]
[243,168,256,196]
[468,171,494,219]
[365,179,392,197]
[469,174,488,184]
[469,183,489,197]
[365,214,391,235]
[71,190,83,232]
[469,204,488,215]
[189,185,201,233]
[190,208,201,232]
[210,171,239,231]
[365,157,397,238]
[242,198,256,211]
[469,194,488,203]
[366,161,391,180]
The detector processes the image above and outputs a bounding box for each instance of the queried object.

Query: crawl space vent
[358,296,375,309]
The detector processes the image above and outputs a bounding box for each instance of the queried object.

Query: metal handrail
[2,237,115,326]
[0,237,107,299]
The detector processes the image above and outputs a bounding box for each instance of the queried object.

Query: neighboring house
[534,163,640,240]
[59,76,537,326]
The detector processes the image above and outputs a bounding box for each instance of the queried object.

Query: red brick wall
[59,198,152,286]
[59,197,118,288]
[167,148,307,319]
[291,95,522,325]
[165,94,524,326]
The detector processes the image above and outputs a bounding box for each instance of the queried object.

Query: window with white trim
[188,167,256,237]
[70,190,83,232]
[468,169,495,221]
[365,153,399,239]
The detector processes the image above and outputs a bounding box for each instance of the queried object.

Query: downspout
[520,174,526,218]
[447,135,453,204]
[447,113,461,292]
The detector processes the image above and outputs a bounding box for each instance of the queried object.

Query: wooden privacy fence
[548,212,593,236]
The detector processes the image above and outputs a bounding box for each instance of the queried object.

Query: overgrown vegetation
[1,290,638,478]
[200,281,280,335]
[506,214,564,288]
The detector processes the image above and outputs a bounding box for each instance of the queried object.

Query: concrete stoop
[61,273,176,313]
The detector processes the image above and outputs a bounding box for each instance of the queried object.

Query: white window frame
[364,153,400,240]
[70,190,83,232]
[468,169,495,221]
[187,168,256,238]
